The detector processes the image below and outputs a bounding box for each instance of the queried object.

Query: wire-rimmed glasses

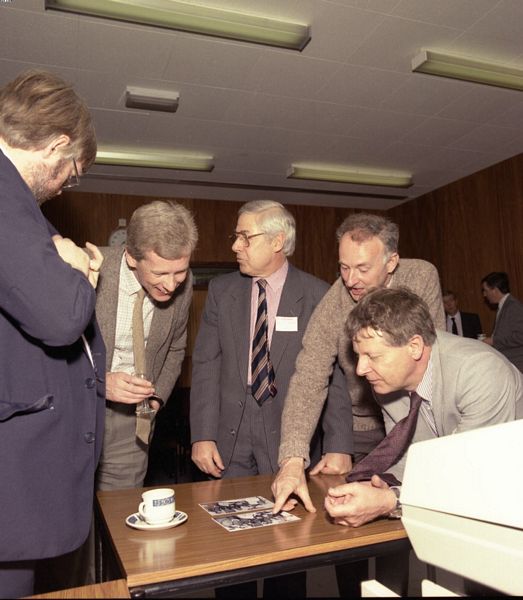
[228,232,266,247]
[62,158,80,190]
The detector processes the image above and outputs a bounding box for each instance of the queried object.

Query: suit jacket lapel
[430,336,445,435]
[230,275,252,389]
[270,265,303,374]
[496,295,511,331]
[146,296,176,372]
[97,247,124,370]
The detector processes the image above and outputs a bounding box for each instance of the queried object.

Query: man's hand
[271,457,316,514]
[310,452,353,476]
[191,441,224,478]
[482,336,493,346]
[52,235,89,276]
[324,474,397,528]
[85,241,103,288]
[106,371,155,404]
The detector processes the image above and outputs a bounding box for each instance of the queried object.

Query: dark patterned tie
[251,279,277,406]
[347,392,423,486]
[451,317,458,335]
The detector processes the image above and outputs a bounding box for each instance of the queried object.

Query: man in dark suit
[481,272,523,372]
[0,70,105,598]
[190,200,350,598]
[442,289,482,339]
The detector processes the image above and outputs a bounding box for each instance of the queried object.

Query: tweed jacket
[96,247,193,403]
[190,264,352,473]
[492,293,523,373]
[279,258,445,465]
[378,331,522,482]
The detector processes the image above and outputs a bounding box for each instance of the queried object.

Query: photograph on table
[213,509,300,532]
[200,496,274,515]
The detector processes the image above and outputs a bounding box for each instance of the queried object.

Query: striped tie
[251,279,277,406]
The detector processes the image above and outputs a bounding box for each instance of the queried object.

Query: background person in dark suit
[0,70,105,598]
[442,289,482,339]
[190,200,350,598]
[481,272,523,372]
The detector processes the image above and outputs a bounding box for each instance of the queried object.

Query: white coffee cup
[477,333,486,341]
[139,488,175,525]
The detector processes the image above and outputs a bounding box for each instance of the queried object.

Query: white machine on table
[399,419,523,596]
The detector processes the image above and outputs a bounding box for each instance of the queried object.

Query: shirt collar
[498,293,510,311]
[253,259,289,292]
[120,252,143,297]
[416,351,433,405]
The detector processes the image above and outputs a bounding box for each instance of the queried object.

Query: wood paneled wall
[42,193,351,284]
[43,151,523,374]
[389,153,523,336]
[42,193,356,385]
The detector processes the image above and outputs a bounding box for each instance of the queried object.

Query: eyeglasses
[229,232,266,247]
[62,158,80,190]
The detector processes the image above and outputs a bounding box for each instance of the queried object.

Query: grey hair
[336,213,399,255]
[239,200,296,256]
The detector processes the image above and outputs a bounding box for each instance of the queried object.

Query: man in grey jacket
[325,287,521,526]
[481,271,523,373]
[190,200,350,599]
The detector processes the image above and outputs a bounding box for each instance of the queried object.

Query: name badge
[275,316,298,332]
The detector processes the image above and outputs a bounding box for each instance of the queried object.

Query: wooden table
[96,474,409,598]
[26,579,130,599]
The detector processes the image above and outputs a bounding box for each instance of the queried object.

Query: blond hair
[126,201,198,261]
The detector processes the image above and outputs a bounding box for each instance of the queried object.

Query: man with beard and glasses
[0,70,105,598]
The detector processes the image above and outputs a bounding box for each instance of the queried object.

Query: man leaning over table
[96,200,197,490]
[324,286,521,528]
[272,212,445,595]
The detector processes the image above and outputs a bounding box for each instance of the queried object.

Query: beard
[28,158,67,204]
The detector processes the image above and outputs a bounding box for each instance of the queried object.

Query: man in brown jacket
[272,212,444,595]
[96,200,197,490]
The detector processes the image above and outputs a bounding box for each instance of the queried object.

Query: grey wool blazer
[377,330,523,482]
[95,246,193,403]
[190,264,352,473]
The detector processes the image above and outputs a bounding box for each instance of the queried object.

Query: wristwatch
[388,486,402,519]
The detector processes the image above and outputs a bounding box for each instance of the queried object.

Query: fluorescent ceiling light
[96,147,214,171]
[125,86,179,112]
[412,49,523,91]
[46,0,311,50]
[288,164,412,188]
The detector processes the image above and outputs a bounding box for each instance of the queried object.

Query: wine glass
[134,372,155,415]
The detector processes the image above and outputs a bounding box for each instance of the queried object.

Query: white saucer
[126,510,188,531]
